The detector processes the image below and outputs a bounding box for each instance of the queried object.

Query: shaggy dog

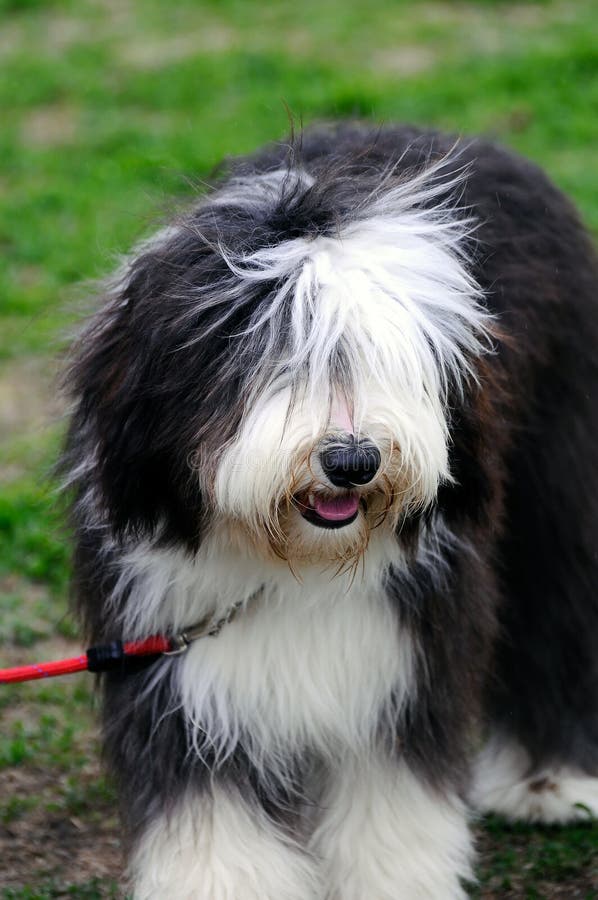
[63,122,598,898]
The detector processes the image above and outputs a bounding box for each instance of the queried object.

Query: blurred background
[1,0,597,896]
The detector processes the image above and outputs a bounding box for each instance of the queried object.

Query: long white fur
[212,156,490,400]
[178,537,415,777]
[210,168,316,208]
[130,783,322,900]
[111,528,416,787]
[311,755,473,899]
[214,374,449,533]
[130,755,473,900]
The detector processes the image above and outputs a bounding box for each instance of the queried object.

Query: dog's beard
[277,493,388,572]
[222,446,423,572]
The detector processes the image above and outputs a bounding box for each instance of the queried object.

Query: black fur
[63,121,598,876]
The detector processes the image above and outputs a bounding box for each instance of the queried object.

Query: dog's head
[65,153,489,570]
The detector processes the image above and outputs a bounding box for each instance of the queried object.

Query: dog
[62,122,598,898]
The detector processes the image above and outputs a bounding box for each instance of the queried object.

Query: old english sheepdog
[62,122,598,898]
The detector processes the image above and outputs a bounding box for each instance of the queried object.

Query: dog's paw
[473,738,598,824]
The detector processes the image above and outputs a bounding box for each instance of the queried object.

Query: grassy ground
[1,0,598,895]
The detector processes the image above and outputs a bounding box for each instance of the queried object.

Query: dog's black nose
[320,440,381,488]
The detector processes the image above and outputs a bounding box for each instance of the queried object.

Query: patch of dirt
[416,0,582,57]
[0,14,89,60]
[0,766,124,892]
[43,15,90,54]
[20,105,79,148]
[0,356,62,443]
[119,27,235,68]
[373,45,436,75]
[0,23,22,60]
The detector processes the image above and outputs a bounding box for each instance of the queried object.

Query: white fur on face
[472,734,598,824]
[217,157,488,406]
[129,785,322,900]
[310,755,473,899]
[212,375,448,564]
[211,160,490,555]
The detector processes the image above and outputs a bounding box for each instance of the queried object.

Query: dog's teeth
[308,493,315,506]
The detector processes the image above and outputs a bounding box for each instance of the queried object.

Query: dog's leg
[476,304,598,824]
[129,783,321,900]
[310,755,473,900]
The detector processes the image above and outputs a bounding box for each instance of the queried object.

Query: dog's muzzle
[293,437,382,530]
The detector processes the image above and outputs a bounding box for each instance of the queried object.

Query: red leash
[0,637,172,684]
[0,600,246,684]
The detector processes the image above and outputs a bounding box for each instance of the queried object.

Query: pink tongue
[313,494,360,521]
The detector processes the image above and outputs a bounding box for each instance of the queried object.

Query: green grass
[474,816,598,897]
[1,0,598,895]
[0,478,70,596]
[1,0,598,361]
[2,880,121,900]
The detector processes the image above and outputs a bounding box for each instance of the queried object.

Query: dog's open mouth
[295,492,361,529]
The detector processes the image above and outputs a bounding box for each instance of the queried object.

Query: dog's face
[200,189,488,568]
[208,237,453,569]
[67,163,488,567]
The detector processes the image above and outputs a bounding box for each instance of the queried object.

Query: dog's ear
[64,247,207,547]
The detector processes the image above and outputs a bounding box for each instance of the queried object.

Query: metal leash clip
[164,599,245,656]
